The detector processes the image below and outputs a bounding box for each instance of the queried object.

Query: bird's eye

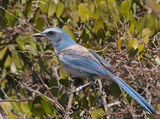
[48,31,55,35]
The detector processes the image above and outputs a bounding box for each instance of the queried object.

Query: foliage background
[0,0,160,118]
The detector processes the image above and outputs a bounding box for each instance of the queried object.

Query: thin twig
[7,73,65,118]
[21,51,66,113]
[65,86,76,119]
[37,73,66,113]
[0,5,40,33]
[0,99,33,102]
[100,107,129,117]
[97,79,110,119]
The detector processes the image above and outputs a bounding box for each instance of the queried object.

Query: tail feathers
[106,70,156,114]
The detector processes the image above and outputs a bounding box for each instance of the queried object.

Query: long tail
[106,70,156,114]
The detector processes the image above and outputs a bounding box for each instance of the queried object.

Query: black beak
[32,32,44,37]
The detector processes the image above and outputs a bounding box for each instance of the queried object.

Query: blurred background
[0,0,160,118]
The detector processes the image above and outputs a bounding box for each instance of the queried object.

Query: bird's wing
[58,45,107,76]
[59,52,107,76]
[58,44,112,76]
[89,50,111,69]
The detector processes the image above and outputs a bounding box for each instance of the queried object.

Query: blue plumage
[33,27,156,114]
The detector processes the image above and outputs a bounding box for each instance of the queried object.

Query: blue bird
[33,27,156,114]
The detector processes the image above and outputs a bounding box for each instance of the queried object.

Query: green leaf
[129,12,137,32]
[41,99,53,114]
[39,0,48,13]
[0,48,11,68]
[1,102,10,115]
[59,65,69,79]
[34,17,44,32]
[78,3,88,22]
[110,82,121,96]
[136,16,145,33]
[81,96,88,108]
[48,0,56,17]
[141,28,151,44]
[59,78,69,87]
[16,37,26,51]
[120,0,131,19]
[10,62,17,74]
[117,38,121,51]
[32,8,39,22]
[5,9,16,26]
[52,55,59,64]
[12,51,24,69]
[32,97,45,116]
[49,79,58,96]
[38,94,54,105]
[56,2,64,17]
[128,39,138,49]
[21,102,32,116]
[81,29,89,43]
[32,103,44,116]
[95,0,101,5]
[89,95,95,107]
[9,112,17,119]
[93,19,104,32]
[24,0,32,17]
[10,102,19,114]
[105,30,110,37]
[155,56,160,65]
[29,40,37,50]
[9,97,25,115]
[49,78,58,87]
[137,43,144,55]
[127,47,138,57]
[157,104,160,111]
[146,113,155,119]
[58,94,68,106]
[90,108,104,119]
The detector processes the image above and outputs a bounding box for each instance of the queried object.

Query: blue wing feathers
[62,55,107,76]
[90,50,111,68]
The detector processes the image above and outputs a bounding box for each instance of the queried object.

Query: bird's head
[33,27,76,52]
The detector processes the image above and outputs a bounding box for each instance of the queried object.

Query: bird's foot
[66,81,93,94]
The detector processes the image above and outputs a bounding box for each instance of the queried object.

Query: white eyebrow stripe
[44,29,61,33]
[52,29,61,32]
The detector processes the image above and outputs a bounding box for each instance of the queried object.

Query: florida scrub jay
[33,27,155,114]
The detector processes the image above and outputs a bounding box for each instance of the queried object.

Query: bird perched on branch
[33,27,156,114]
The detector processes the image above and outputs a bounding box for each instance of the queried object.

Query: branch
[97,79,110,119]
[100,107,129,117]
[98,79,108,112]
[37,73,66,113]
[65,86,75,119]
[7,73,66,115]
[0,99,33,102]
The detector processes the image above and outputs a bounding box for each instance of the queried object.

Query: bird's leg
[66,82,93,94]
[66,77,94,94]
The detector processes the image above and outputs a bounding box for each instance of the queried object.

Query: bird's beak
[32,32,44,37]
